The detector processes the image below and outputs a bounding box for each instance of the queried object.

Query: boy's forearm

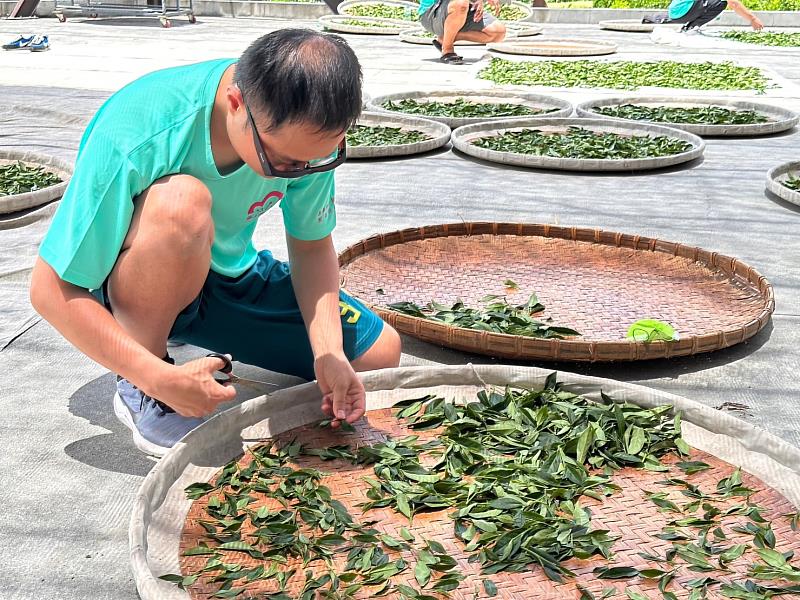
[29,257,169,395]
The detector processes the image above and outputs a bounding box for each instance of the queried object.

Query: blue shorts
[94,250,384,381]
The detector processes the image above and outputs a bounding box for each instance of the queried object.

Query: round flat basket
[130,365,800,600]
[599,19,655,32]
[577,96,799,137]
[347,112,451,159]
[451,117,704,172]
[338,222,773,361]
[0,150,72,215]
[398,26,484,45]
[488,37,617,56]
[496,0,533,21]
[338,0,418,22]
[766,160,800,208]
[367,89,573,128]
[503,20,543,36]
[318,14,406,34]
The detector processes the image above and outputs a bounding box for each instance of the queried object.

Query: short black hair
[235,29,362,133]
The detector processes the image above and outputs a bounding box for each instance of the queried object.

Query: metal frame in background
[53,0,195,27]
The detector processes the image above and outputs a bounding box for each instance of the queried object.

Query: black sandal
[432,38,442,51]
[440,52,464,64]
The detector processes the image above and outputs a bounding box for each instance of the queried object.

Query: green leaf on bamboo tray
[414,561,432,587]
[720,580,800,599]
[396,493,413,520]
[638,568,669,579]
[674,543,715,572]
[158,573,199,589]
[721,30,800,47]
[0,161,62,196]
[477,59,771,93]
[382,97,555,119]
[595,104,770,126]
[212,588,245,598]
[593,566,640,579]
[685,577,718,588]
[302,445,358,462]
[344,3,418,20]
[386,294,580,339]
[784,511,800,531]
[503,279,519,290]
[625,591,649,600]
[626,320,679,343]
[674,437,692,456]
[783,175,800,192]
[732,522,777,549]
[719,544,748,568]
[183,543,218,556]
[748,548,800,582]
[483,579,499,596]
[347,125,429,147]
[185,481,217,499]
[645,491,682,513]
[472,127,692,160]
[400,527,415,542]
[676,461,712,475]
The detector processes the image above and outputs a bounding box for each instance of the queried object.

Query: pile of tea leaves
[347,125,430,147]
[386,290,581,339]
[344,3,418,20]
[341,18,401,28]
[0,161,61,196]
[478,58,771,93]
[167,377,800,599]
[721,30,800,47]
[782,174,800,192]
[496,3,527,19]
[471,126,692,159]
[593,104,770,125]
[382,97,554,119]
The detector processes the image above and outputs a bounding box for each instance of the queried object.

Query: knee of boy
[449,0,470,13]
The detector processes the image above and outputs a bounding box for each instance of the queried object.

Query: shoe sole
[113,392,169,458]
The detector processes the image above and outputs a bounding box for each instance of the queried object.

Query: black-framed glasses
[243,99,347,179]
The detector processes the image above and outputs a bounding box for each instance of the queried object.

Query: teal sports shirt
[668,0,696,19]
[39,59,337,290]
[418,0,437,14]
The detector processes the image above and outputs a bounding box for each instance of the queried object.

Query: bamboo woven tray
[179,408,800,599]
[488,38,617,56]
[0,150,72,215]
[766,160,800,208]
[348,112,452,159]
[318,14,407,34]
[337,222,774,361]
[577,96,799,137]
[599,19,655,32]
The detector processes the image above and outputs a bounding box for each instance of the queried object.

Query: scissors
[207,352,280,388]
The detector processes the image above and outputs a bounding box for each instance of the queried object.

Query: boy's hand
[750,16,763,30]
[315,352,365,427]
[147,355,237,417]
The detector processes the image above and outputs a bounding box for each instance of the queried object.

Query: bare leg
[454,21,507,44]
[107,174,214,359]
[441,0,470,55]
[351,323,402,372]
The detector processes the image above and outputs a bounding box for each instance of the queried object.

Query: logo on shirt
[316,196,335,223]
[246,191,284,223]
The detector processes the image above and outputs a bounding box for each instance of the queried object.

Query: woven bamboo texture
[180,408,800,599]
[337,222,774,361]
[766,160,800,208]
[488,38,617,56]
[348,112,451,159]
[577,96,799,137]
[318,14,407,34]
[0,150,72,215]
[451,117,704,172]
[599,19,655,32]
[367,90,573,128]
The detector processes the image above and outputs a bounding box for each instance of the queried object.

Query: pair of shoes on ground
[114,371,204,458]
[2,34,50,51]
[432,39,463,64]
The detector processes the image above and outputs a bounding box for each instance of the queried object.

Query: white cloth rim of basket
[398,27,486,45]
[348,112,452,158]
[318,14,408,34]
[451,117,705,171]
[503,21,544,36]
[129,364,800,600]
[766,160,800,207]
[488,38,618,56]
[0,150,73,215]
[576,95,800,137]
[598,19,656,32]
[366,89,574,128]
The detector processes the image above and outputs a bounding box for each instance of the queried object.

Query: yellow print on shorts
[339,301,361,324]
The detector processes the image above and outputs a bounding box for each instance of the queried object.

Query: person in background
[418,0,507,64]
[644,0,763,33]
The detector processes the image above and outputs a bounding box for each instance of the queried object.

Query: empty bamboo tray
[338,222,774,361]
